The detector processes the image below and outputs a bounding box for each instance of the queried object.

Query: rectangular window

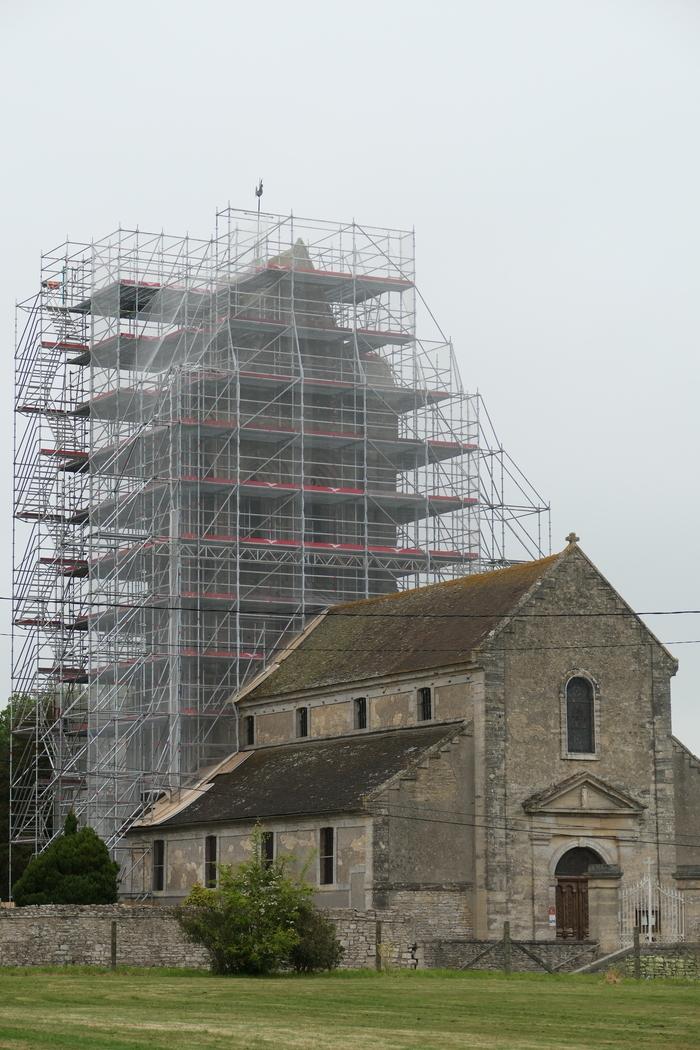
[296,707,308,738]
[354,697,367,730]
[260,831,275,868]
[204,835,217,888]
[418,686,432,721]
[319,826,335,885]
[152,839,165,892]
[243,714,255,746]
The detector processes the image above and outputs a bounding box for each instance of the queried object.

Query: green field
[0,968,697,1050]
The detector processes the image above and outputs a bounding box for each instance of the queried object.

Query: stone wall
[0,903,606,973]
[379,888,472,940]
[239,672,474,748]
[0,905,209,969]
[0,904,418,971]
[418,938,599,973]
[371,726,475,938]
[624,944,700,979]
[673,740,700,869]
[125,815,370,909]
[327,909,416,969]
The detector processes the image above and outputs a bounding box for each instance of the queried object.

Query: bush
[176,832,309,975]
[176,828,343,975]
[290,902,344,973]
[13,811,119,907]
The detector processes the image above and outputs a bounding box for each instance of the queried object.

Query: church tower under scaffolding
[11,208,550,860]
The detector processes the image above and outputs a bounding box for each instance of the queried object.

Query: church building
[124,538,700,951]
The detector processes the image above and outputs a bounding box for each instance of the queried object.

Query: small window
[243,714,255,746]
[566,676,595,753]
[152,839,165,892]
[204,835,217,887]
[418,686,432,721]
[296,707,308,738]
[319,827,334,885]
[260,831,275,868]
[354,697,367,730]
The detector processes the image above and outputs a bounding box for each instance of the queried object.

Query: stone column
[587,864,623,954]
[530,830,554,941]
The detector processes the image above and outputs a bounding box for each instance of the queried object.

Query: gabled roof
[244,553,561,699]
[134,723,464,831]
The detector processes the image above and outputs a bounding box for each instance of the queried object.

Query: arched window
[566,676,595,753]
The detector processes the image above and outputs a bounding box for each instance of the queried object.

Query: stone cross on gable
[566,532,580,545]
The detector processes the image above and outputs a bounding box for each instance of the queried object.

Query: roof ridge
[328,552,561,613]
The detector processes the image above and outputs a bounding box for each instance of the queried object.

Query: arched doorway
[555,847,604,940]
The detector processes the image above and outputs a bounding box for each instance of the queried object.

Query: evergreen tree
[12,811,119,907]
[0,704,32,899]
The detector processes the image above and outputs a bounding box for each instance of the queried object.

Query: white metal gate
[620,870,685,946]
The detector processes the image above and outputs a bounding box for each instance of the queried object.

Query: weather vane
[255,178,263,240]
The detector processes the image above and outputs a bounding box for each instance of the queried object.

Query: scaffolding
[11,208,550,863]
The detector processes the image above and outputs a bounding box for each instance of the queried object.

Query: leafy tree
[12,811,119,906]
[290,901,344,973]
[177,828,341,975]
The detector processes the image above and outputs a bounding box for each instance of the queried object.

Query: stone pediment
[522,772,645,816]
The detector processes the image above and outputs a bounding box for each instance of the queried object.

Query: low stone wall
[0,904,417,971]
[0,905,599,973]
[624,944,700,979]
[327,909,417,969]
[0,905,209,969]
[418,938,599,973]
[379,889,472,939]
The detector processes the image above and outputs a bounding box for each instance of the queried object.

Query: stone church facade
[124,539,700,950]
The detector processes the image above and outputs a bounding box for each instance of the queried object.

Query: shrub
[176,830,311,975]
[177,828,343,975]
[290,902,344,973]
[13,811,119,906]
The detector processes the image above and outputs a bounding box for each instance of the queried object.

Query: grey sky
[1,0,698,748]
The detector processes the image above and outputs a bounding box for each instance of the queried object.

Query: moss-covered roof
[245,553,561,700]
[151,723,462,829]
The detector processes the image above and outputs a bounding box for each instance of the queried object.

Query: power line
[365,800,700,850]
[7,636,700,657]
[123,775,700,850]
[4,591,700,617]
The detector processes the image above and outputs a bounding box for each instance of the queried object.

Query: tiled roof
[149,723,463,829]
[246,553,561,699]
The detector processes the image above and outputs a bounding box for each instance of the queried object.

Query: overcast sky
[1,0,699,749]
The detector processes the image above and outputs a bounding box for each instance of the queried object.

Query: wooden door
[556,876,589,940]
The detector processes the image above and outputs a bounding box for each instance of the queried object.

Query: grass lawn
[0,967,697,1050]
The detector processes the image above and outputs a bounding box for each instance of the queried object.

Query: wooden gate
[556,877,589,940]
